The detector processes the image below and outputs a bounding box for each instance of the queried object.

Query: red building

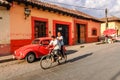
[0,0,102,55]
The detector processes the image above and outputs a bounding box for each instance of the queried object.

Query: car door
[38,39,50,56]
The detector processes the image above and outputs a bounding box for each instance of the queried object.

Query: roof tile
[25,0,100,21]
[101,16,120,22]
[1,0,102,22]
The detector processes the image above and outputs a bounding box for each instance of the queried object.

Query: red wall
[9,3,101,53]
[86,37,99,43]
[10,39,32,53]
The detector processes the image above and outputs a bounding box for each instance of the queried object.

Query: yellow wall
[101,22,116,35]
[115,22,120,35]
[10,3,31,40]
[10,2,73,40]
[0,7,10,44]
[101,23,106,35]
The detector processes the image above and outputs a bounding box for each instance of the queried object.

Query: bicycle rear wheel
[40,55,52,69]
[58,51,67,64]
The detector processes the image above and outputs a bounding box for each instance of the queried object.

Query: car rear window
[41,40,50,45]
[32,39,40,44]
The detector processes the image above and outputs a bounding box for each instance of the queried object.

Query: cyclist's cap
[51,36,56,38]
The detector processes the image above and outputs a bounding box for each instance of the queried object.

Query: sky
[40,0,120,18]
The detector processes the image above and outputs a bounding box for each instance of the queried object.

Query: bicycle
[40,47,67,69]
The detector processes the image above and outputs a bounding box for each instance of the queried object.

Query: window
[32,39,40,44]
[41,40,50,45]
[34,21,47,38]
[92,29,97,36]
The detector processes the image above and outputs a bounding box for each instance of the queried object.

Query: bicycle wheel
[40,55,53,69]
[58,51,67,64]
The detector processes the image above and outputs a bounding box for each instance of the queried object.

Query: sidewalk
[0,42,100,66]
[0,55,14,62]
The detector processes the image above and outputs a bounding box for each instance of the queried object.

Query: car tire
[26,53,36,63]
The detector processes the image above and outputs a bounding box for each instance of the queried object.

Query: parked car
[13,37,52,63]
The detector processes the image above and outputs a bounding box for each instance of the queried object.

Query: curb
[0,55,25,67]
[0,55,14,63]
[0,42,99,66]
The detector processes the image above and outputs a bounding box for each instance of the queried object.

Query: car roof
[35,37,52,40]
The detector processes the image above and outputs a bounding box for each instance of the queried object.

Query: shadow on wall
[0,44,11,56]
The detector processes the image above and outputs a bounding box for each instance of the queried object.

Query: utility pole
[105,8,108,29]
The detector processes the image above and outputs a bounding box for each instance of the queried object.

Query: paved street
[1,42,120,80]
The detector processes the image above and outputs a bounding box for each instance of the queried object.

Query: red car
[13,37,52,63]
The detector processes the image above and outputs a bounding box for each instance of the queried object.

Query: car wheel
[26,53,35,63]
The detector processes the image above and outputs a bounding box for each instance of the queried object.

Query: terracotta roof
[30,0,91,17]
[3,0,102,22]
[25,0,100,21]
[101,16,120,22]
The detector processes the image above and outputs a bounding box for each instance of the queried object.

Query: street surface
[1,42,120,80]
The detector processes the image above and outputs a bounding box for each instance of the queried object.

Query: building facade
[101,16,120,35]
[0,0,102,55]
[0,1,11,56]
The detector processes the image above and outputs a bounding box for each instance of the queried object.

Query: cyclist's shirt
[57,36,64,46]
[49,39,61,50]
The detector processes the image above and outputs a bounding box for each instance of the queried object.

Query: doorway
[56,24,69,45]
[76,24,86,44]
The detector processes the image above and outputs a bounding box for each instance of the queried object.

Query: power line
[41,0,105,10]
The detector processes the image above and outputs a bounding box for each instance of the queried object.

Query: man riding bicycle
[40,36,67,69]
[47,36,61,60]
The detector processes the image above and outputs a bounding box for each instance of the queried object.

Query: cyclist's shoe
[58,56,62,60]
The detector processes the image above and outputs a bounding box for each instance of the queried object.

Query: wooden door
[80,25,86,43]
[76,24,86,44]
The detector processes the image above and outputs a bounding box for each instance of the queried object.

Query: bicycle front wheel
[40,55,52,69]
